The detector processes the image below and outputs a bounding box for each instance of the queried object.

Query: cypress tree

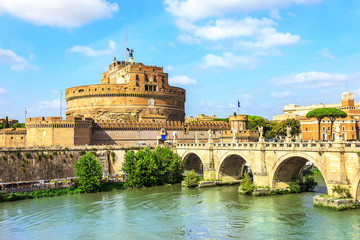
[4,116,9,128]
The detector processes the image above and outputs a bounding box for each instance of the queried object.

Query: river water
[1,177,360,240]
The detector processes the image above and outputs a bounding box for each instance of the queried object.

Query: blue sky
[1,0,360,121]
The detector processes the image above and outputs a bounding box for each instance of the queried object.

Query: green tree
[306,108,328,141]
[324,108,347,141]
[4,116,9,128]
[280,119,301,138]
[74,152,103,192]
[122,147,183,188]
[12,123,26,128]
[184,170,199,187]
[0,123,3,129]
[240,172,255,195]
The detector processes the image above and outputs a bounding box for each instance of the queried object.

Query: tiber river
[1,175,360,240]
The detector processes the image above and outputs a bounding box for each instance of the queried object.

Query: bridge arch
[270,152,328,191]
[182,152,204,176]
[218,152,253,181]
[352,169,360,200]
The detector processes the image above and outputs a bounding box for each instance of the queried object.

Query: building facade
[275,92,360,141]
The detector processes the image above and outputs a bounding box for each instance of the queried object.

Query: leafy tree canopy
[122,147,183,188]
[247,115,265,121]
[12,123,26,128]
[279,119,301,137]
[324,108,347,120]
[305,108,329,120]
[74,153,103,192]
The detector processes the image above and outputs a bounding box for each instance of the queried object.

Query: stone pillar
[202,143,216,179]
[326,143,349,196]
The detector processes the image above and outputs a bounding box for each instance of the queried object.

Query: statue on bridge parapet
[232,129,238,143]
[195,132,199,143]
[285,126,292,142]
[208,129,213,143]
[258,126,264,142]
[334,121,342,142]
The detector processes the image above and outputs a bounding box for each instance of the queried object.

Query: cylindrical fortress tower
[65,58,186,122]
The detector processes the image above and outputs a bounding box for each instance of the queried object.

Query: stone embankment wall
[0,146,136,183]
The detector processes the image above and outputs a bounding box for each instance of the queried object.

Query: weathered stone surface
[313,195,358,210]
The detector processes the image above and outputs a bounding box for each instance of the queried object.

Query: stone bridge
[175,141,360,199]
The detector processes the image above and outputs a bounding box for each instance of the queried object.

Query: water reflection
[1,183,360,239]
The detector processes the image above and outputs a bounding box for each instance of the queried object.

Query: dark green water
[1,177,360,239]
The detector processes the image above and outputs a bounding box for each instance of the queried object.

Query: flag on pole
[238,100,240,108]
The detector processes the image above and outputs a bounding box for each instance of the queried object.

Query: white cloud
[37,99,60,109]
[201,52,259,69]
[187,17,301,49]
[0,0,118,28]
[165,0,321,21]
[0,88,7,94]
[0,47,37,71]
[269,8,281,20]
[270,90,293,99]
[169,75,197,85]
[69,40,116,57]
[164,65,174,72]
[274,71,351,88]
[319,48,335,59]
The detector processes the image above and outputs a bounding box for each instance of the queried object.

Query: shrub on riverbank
[122,147,183,188]
[239,172,255,195]
[184,170,199,187]
[74,153,103,193]
[0,182,125,203]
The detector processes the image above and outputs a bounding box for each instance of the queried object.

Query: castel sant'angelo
[0,51,258,148]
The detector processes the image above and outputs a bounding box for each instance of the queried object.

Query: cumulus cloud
[169,75,197,85]
[200,52,259,69]
[273,71,352,88]
[270,90,293,98]
[0,88,7,94]
[69,40,116,57]
[0,0,118,28]
[184,17,301,49]
[0,47,37,71]
[37,99,60,109]
[164,65,174,72]
[269,8,281,20]
[319,48,335,59]
[165,0,321,21]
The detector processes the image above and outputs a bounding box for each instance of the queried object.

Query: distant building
[185,114,217,123]
[0,118,19,127]
[274,92,360,141]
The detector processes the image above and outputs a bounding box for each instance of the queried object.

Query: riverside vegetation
[1,147,183,203]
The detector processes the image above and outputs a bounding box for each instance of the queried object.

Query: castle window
[322,126,325,131]
[145,75,148,82]
[95,89,97,91]
[342,126,345,131]
[78,89,84,93]
[108,88,111,90]
[352,127,354,130]
[21,137,23,139]
[102,88,104,91]
[145,85,157,92]
[154,76,157,82]
[306,128,308,131]
[130,99,132,102]
[136,82,140,87]
[162,77,164,82]
[136,74,139,80]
